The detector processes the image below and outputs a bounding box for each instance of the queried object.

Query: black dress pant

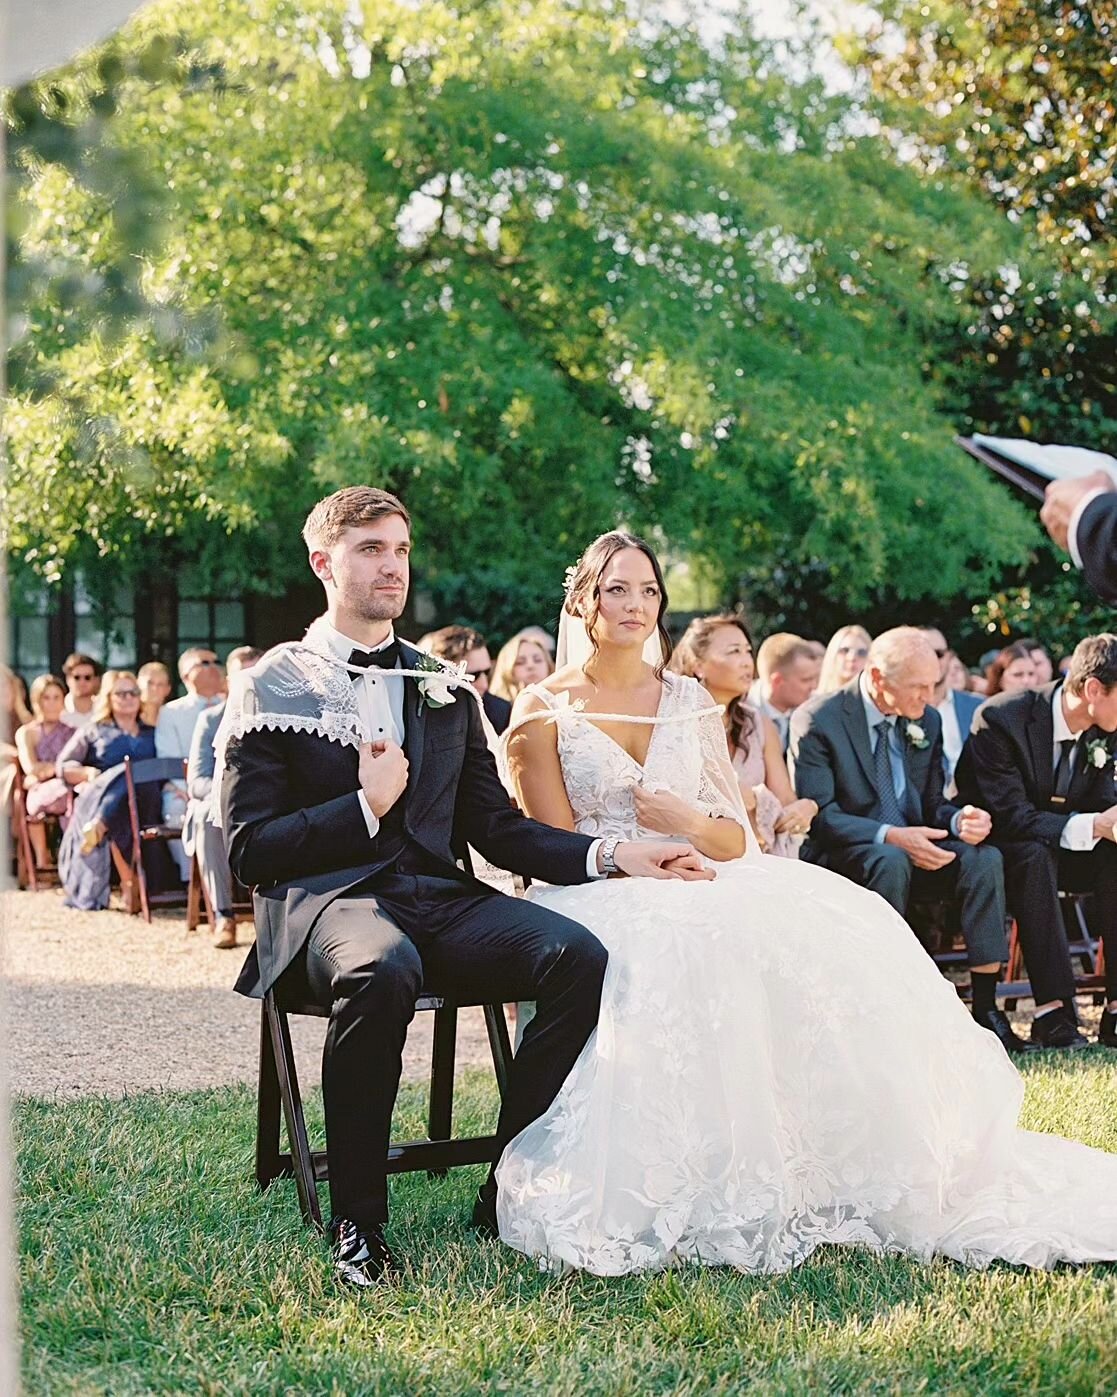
[821,839,1008,967]
[998,838,1117,1009]
[295,871,607,1230]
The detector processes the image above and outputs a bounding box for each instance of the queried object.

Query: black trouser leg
[999,841,1076,1007]
[912,840,1007,968]
[413,888,608,1173]
[303,898,423,1230]
[1056,841,1117,1002]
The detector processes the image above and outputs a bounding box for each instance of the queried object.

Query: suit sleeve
[452,694,595,885]
[221,728,383,888]
[1076,492,1117,605]
[790,706,888,850]
[960,708,1068,847]
[187,710,218,801]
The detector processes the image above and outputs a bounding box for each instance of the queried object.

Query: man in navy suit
[1041,470,1117,606]
[921,626,982,789]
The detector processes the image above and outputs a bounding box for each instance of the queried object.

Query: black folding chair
[115,756,191,922]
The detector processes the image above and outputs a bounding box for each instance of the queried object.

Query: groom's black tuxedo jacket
[790,678,957,860]
[222,640,594,997]
[954,683,1117,848]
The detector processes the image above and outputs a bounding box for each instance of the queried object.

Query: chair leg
[428,1005,457,1159]
[186,856,201,932]
[135,845,152,924]
[266,994,322,1230]
[255,1001,285,1191]
[483,1003,513,1099]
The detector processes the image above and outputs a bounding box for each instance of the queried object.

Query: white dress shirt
[936,690,964,777]
[318,619,606,877]
[1051,685,1101,852]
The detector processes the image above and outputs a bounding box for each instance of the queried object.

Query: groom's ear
[308,547,333,585]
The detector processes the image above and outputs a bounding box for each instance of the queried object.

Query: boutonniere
[905,721,929,750]
[1085,737,1112,770]
[413,652,467,712]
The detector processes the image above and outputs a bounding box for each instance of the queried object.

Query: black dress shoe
[1030,1008,1089,1051]
[1097,1008,1117,1048]
[330,1218,398,1288]
[972,1006,1034,1055]
[471,1181,499,1239]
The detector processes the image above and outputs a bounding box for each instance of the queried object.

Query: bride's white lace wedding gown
[496,674,1117,1276]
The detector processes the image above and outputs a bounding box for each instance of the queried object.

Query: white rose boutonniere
[414,653,467,711]
[1086,737,1111,770]
[905,721,929,750]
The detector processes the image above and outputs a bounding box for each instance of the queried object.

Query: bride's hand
[615,840,715,881]
[632,784,700,838]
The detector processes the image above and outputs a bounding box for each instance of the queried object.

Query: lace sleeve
[695,698,763,857]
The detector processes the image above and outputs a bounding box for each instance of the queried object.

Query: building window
[177,597,247,659]
[8,579,53,678]
[73,577,137,670]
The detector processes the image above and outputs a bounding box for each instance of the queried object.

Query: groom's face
[314,515,411,621]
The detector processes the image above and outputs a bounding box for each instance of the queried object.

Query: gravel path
[2,886,503,1100]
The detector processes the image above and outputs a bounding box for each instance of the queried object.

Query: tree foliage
[4,0,1050,623]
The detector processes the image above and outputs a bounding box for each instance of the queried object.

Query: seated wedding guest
[922,626,982,787]
[752,633,821,755]
[791,627,1021,1053]
[985,641,1038,698]
[55,670,174,910]
[817,624,872,697]
[184,645,263,949]
[955,633,1117,1050]
[59,652,101,729]
[944,650,971,693]
[490,630,554,705]
[517,624,556,657]
[1019,638,1053,686]
[137,661,173,727]
[156,647,226,883]
[670,614,816,857]
[418,625,511,734]
[15,674,71,870]
[1,664,32,816]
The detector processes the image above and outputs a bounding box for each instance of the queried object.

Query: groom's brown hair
[302,486,411,552]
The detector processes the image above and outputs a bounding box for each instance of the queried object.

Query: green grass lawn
[15,1056,1117,1396]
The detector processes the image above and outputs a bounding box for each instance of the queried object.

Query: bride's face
[591,548,662,651]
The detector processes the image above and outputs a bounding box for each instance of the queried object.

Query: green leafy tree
[5,0,1052,630]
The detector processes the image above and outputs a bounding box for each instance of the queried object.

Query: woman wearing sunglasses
[55,670,160,909]
[816,624,873,697]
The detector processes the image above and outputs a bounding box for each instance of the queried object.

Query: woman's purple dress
[24,721,71,820]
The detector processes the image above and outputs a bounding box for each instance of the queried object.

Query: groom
[221,486,710,1287]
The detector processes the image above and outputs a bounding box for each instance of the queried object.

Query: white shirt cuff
[586,839,606,879]
[1068,487,1110,568]
[874,824,892,845]
[1060,811,1100,852]
[357,790,380,838]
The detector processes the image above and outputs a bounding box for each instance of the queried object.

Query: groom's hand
[614,840,714,881]
[358,740,409,817]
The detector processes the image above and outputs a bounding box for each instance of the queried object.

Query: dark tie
[1051,737,1076,806]
[348,640,400,674]
[874,720,907,827]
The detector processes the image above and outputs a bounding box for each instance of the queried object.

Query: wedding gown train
[495,675,1117,1276]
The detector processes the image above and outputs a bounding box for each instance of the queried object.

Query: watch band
[600,835,622,874]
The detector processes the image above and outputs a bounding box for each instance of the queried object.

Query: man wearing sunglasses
[155,648,226,881]
[417,625,512,735]
[922,626,982,788]
[59,652,102,730]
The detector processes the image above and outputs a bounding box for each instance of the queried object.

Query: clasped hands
[359,741,713,879]
[884,804,992,870]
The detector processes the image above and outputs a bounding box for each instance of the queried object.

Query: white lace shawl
[209,619,480,828]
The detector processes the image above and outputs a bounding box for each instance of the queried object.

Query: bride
[495,530,1117,1276]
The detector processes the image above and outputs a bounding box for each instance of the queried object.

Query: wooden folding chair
[255,982,514,1230]
[115,756,191,923]
[12,775,67,892]
[1001,890,1107,1010]
[186,852,253,932]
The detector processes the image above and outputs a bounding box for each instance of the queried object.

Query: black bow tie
[348,640,400,673]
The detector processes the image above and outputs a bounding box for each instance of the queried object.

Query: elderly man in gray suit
[790,628,1022,1054]
[183,646,263,948]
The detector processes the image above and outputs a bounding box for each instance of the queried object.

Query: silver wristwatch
[599,836,622,875]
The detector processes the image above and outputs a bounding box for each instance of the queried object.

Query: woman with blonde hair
[490,631,554,704]
[670,614,816,857]
[15,674,71,869]
[817,624,872,696]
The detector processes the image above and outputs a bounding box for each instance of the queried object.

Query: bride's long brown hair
[564,531,672,677]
